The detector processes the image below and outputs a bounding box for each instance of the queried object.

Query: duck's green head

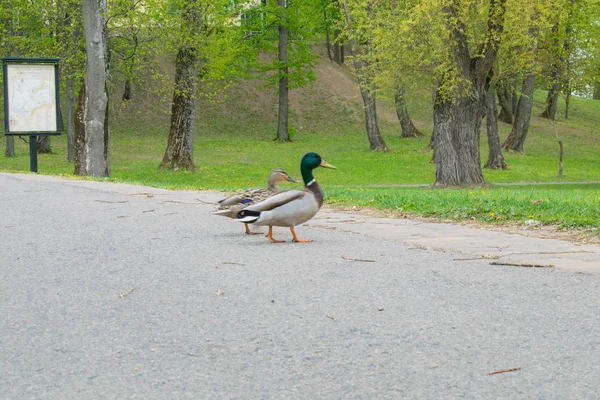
[300,152,336,185]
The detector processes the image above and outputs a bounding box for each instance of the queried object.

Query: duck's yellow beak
[320,160,337,170]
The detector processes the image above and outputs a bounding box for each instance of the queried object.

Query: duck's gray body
[242,180,323,227]
[213,168,295,219]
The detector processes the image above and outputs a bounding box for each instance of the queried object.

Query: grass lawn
[1,61,599,237]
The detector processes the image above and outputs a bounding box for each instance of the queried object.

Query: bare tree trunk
[75,0,110,177]
[3,0,15,157]
[333,30,341,64]
[557,139,563,176]
[564,89,571,119]
[503,74,535,153]
[122,77,132,101]
[38,136,52,153]
[160,47,198,171]
[433,0,506,186]
[324,10,332,61]
[541,82,559,120]
[428,83,437,163]
[503,18,538,154]
[63,5,81,163]
[497,86,514,124]
[342,0,387,151]
[484,89,507,169]
[395,87,422,138]
[66,76,76,162]
[434,92,486,186]
[542,22,561,121]
[275,0,289,142]
[5,136,15,157]
[122,33,137,101]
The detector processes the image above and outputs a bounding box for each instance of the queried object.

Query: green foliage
[243,0,320,90]
[369,0,600,103]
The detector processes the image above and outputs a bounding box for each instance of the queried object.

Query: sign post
[2,57,62,173]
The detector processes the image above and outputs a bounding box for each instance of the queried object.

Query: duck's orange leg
[244,223,262,235]
[267,226,285,243]
[290,226,312,243]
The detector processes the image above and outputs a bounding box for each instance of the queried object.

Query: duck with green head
[212,168,297,235]
[236,152,336,243]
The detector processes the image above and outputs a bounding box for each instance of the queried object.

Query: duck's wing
[245,189,308,212]
[218,193,245,207]
[217,188,272,208]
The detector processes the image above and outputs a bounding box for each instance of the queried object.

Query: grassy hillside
[1,44,599,236]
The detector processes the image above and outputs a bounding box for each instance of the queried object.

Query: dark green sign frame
[2,57,62,172]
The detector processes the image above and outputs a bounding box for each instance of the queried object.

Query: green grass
[1,66,600,235]
[327,184,600,231]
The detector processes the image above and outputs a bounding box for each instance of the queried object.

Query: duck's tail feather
[212,209,235,218]
[237,209,261,223]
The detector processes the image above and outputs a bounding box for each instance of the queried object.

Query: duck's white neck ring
[306,178,316,186]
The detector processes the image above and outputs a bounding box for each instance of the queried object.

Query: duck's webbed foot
[244,223,262,235]
[290,227,312,243]
[267,226,285,243]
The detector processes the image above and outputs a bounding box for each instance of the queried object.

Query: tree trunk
[5,136,15,157]
[3,0,15,157]
[275,0,289,142]
[160,46,198,171]
[484,89,507,169]
[593,84,600,100]
[324,10,332,62]
[564,89,571,119]
[497,86,514,124]
[433,0,506,186]
[75,0,110,177]
[359,86,386,151]
[542,22,561,121]
[64,4,81,163]
[503,17,538,154]
[333,32,340,64]
[503,73,534,153]
[66,76,76,162]
[342,0,387,151]
[122,34,137,101]
[38,136,52,153]
[122,77,132,101]
[541,82,559,120]
[395,87,423,138]
[434,91,486,186]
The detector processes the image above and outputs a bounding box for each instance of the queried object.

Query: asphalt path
[1,173,599,399]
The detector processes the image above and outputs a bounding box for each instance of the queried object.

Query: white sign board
[4,62,59,134]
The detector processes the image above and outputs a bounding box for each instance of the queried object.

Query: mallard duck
[236,152,336,243]
[213,168,297,235]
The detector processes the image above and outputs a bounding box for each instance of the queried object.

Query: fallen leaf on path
[326,314,337,321]
[214,289,225,296]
